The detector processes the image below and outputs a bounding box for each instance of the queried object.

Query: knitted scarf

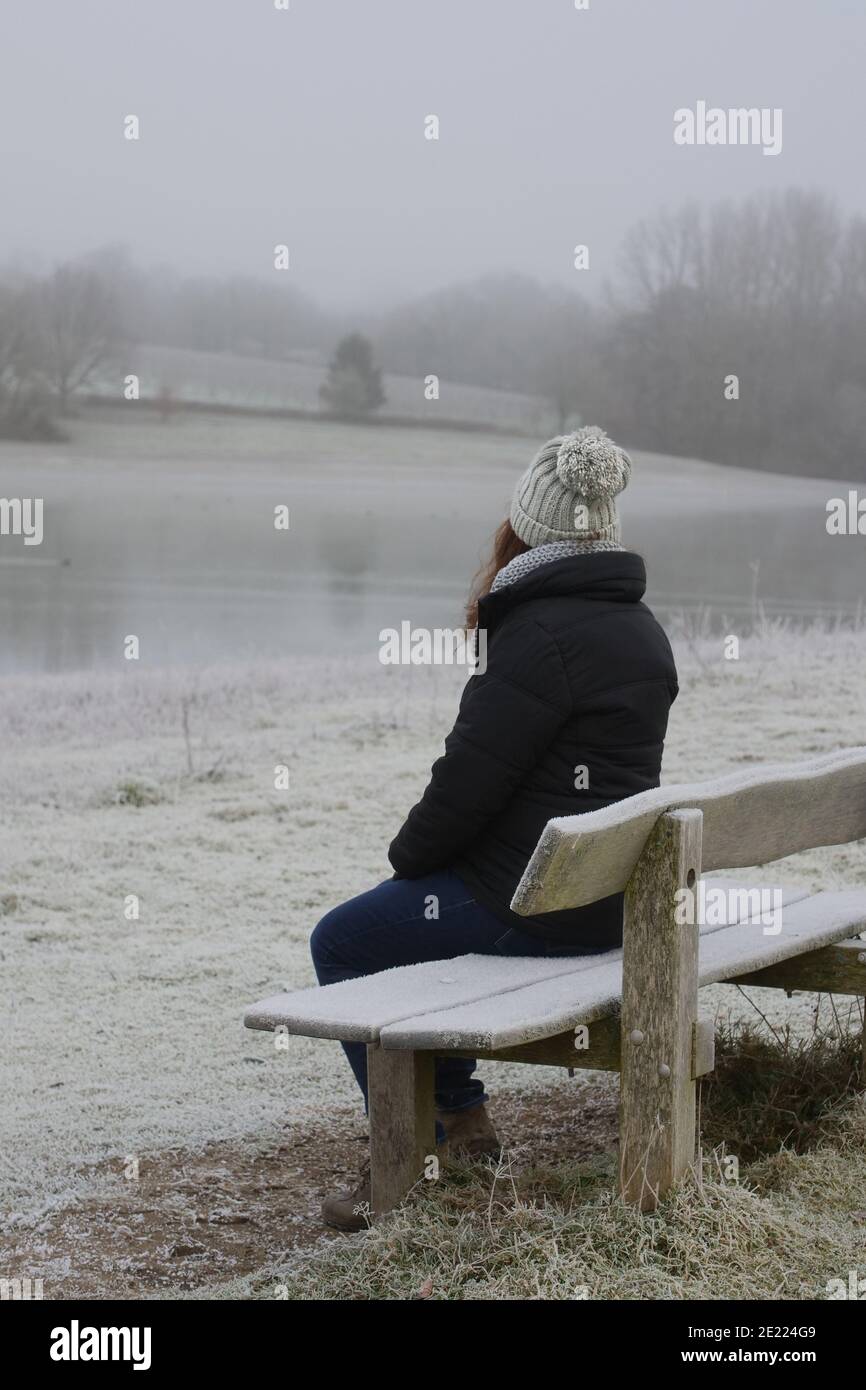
[490,538,624,592]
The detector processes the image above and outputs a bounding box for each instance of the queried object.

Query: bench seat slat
[244,951,604,1042]
[378,890,866,1051]
[243,879,810,1042]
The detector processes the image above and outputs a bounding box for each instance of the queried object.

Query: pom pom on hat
[555,426,631,500]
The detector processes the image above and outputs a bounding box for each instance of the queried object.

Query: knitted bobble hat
[510,426,632,547]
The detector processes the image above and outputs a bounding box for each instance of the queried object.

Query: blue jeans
[310,869,596,1121]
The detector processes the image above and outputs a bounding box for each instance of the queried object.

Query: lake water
[1,412,862,676]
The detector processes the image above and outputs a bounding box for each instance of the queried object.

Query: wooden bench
[245,748,866,1217]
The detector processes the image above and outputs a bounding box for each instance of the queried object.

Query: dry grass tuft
[701,1016,865,1163]
[229,1027,866,1301]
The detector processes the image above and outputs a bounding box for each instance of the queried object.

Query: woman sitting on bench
[311,426,679,1230]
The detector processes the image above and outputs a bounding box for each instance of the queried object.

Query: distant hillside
[97,344,554,436]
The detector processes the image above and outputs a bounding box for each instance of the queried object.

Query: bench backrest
[511,747,866,916]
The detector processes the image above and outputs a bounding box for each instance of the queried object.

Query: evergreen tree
[319,334,386,416]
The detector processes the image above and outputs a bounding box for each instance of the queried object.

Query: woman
[311,426,678,1230]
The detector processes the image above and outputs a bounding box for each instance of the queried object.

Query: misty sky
[2,0,864,310]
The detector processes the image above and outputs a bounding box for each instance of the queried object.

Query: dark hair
[465,518,529,629]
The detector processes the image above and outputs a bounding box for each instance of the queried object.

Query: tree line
[1,189,863,479]
[377,191,866,479]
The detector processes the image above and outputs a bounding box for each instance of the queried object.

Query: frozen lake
[1,409,862,675]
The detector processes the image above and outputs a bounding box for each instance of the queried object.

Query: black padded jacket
[388,551,678,947]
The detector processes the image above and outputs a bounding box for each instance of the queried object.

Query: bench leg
[619,809,703,1212]
[367,1045,436,1220]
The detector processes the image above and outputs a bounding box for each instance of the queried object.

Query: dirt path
[3,1084,619,1300]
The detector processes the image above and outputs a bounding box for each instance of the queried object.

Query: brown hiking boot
[321,1160,372,1233]
[437,1102,501,1160]
[321,1105,501,1232]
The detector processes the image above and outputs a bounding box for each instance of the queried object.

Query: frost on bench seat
[378,889,866,1052]
[244,950,605,1042]
[243,878,812,1043]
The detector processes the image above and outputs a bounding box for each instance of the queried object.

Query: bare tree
[608,190,854,475]
[0,277,59,439]
[37,263,121,411]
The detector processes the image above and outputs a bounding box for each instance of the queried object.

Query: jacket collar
[477,551,647,638]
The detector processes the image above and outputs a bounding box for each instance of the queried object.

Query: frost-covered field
[1,624,865,1294]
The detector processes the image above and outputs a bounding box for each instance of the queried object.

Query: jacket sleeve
[388,618,571,879]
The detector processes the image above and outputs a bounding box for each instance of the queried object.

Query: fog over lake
[1,413,860,676]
